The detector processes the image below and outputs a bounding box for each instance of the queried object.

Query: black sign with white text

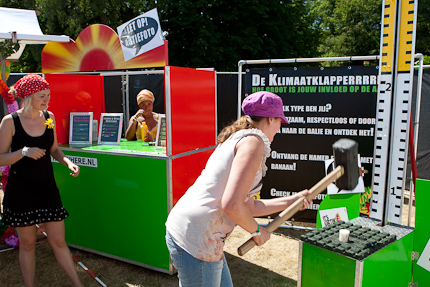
[245,66,378,221]
[98,113,123,145]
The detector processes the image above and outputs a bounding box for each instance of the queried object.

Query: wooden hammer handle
[237,165,344,256]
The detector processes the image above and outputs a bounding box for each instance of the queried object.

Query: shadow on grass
[226,252,297,287]
[0,239,298,287]
[272,226,311,241]
[0,240,179,287]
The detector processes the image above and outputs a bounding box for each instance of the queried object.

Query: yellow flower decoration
[44,118,55,129]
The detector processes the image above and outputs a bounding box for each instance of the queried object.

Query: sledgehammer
[237,138,359,256]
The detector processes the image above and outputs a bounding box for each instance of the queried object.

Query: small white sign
[116,8,164,61]
[417,238,430,272]
[319,207,349,227]
[52,156,98,168]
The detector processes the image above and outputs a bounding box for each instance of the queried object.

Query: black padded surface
[300,220,397,260]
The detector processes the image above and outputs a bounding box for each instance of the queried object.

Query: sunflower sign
[117,8,165,62]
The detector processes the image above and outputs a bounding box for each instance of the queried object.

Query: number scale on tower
[370,0,418,225]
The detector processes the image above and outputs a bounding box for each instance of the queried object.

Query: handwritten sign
[156,114,166,149]
[69,112,93,147]
[98,113,123,145]
[116,8,164,61]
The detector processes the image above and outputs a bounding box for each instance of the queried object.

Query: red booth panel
[45,74,105,144]
[171,148,214,206]
[168,66,216,155]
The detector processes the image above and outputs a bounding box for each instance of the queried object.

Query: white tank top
[165,129,271,262]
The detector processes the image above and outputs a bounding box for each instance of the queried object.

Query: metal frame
[99,70,165,134]
[164,66,173,157]
[408,54,425,226]
[354,260,364,287]
[297,241,303,287]
[237,52,424,227]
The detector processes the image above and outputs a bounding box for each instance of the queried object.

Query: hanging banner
[117,8,164,62]
[245,66,378,221]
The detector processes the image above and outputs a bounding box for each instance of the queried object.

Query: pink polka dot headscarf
[14,74,50,99]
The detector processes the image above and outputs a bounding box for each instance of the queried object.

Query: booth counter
[53,141,214,274]
[49,66,217,274]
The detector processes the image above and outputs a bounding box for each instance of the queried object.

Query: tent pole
[0,56,6,81]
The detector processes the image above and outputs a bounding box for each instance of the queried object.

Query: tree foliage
[1,0,321,72]
[148,0,321,71]
[0,0,149,72]
[312,0,382,60]
[0,40,20,60]
[37,0,149,39]
[416,0,430,63]
[1,0,430,72]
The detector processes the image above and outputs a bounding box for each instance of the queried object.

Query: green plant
[0,40,20,60]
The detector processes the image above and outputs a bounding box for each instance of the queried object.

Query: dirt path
[0,187,416,287]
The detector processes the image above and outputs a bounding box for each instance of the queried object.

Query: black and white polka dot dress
[2,111,69,227]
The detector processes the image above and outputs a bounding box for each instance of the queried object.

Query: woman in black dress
[0,75,83,287]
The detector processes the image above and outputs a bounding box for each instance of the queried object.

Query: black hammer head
[332,138,359,191]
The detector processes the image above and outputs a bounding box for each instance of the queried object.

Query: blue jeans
[166,231,234,287]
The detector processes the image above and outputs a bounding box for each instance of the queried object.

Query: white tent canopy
[0,7,70,60]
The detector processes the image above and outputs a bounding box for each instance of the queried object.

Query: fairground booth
[2,10,216,274]
[2,3,430,286]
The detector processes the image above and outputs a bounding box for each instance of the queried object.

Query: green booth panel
[316,193,361,229]
[413,179,430,285]
[300,242,357,287]
[361,232,413,287]
[299,217,414,287]
[53,148,171,273]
